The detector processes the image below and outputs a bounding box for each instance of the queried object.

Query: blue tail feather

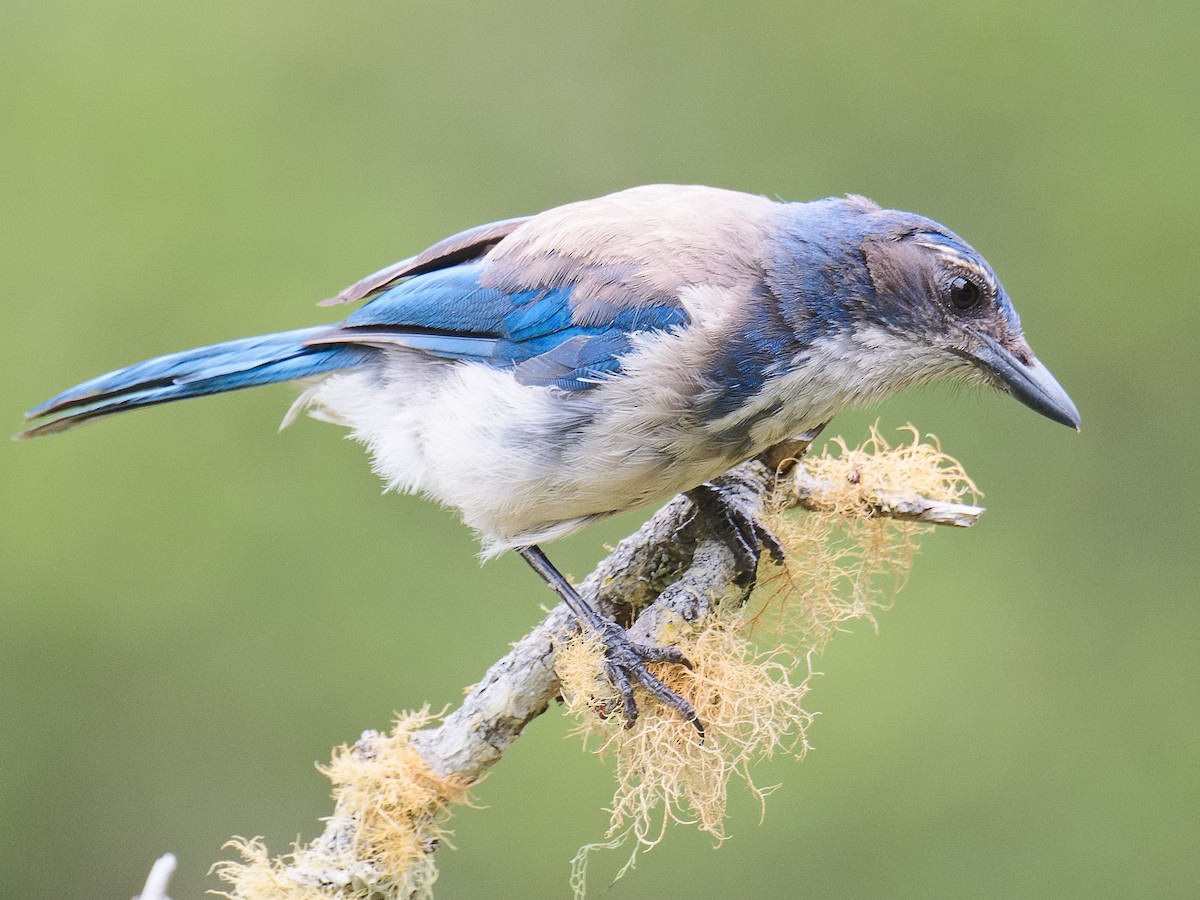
[19,326,374,438]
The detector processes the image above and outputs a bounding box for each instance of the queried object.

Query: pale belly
[305,355,761,555]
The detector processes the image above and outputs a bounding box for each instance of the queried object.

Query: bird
[18,184,1080,732]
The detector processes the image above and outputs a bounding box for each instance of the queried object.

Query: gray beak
[965,332,1081,430]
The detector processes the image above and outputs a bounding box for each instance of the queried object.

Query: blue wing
[20,194,707,438]
[307,261,690,391]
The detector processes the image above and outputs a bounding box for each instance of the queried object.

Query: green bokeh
[2,2,1196,897]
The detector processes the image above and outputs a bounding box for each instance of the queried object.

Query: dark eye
[948,275,981,311]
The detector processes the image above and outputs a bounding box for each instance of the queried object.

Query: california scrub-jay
[19,184,1080,730]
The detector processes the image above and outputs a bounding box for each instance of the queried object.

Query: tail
[17,325,374,439]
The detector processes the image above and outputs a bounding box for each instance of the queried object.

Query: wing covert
[319,216,532,307]
[307,261,688,390]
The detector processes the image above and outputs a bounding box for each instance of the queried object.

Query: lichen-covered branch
[790,467,984,527]
[215,430,984,899]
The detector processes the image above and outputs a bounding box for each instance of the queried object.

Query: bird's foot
[589,617,703,737]
[515,544,702,735]
[687,480,785,589]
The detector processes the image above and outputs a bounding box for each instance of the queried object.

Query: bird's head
[838,204,1081,430]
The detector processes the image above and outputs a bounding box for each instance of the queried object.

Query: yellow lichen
[560,426,977,896]
[214,708,467,900]
[214,426,977,899]
[801,423,978,516]
[559,604,813,898]
[751,424,978,650]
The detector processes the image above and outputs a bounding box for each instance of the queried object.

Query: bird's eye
[948,275,981,312]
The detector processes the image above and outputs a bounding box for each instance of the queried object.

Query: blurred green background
[2,2,1196,897]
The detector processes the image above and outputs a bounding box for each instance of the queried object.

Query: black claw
[605,661,639,724]
[757,523,786,565]
[646,644,693,669]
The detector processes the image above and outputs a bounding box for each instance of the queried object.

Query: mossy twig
[216,427,983,899]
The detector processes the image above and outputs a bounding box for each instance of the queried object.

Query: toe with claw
[592,617,703,736]
[687,480,786,589]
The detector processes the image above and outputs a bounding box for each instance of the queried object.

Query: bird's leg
[515,544,703,736]
[756,423,828,477]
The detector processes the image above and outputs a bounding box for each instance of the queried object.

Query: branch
[789,467,985,528]
[416,453,981,773]
[224,437,984,897]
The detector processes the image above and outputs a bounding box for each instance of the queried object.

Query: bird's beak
[964,331,1081,430]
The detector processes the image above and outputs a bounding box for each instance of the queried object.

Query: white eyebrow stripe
[913,239,999,292]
